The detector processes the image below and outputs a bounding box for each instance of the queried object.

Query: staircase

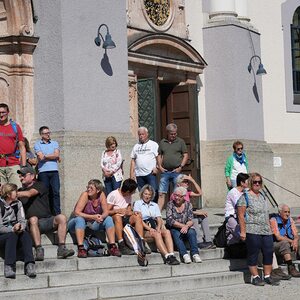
[0,232,249,300]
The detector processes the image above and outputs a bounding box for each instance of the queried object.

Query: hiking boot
[24,262,36,278]
[251,276,265,286]
[264,276,280,286]
[4,264,16,279]
[271,267,291,280]
[35,246,44,261]
[288,264,300,277]
[165,255,180,265]
[182,253,192,264]
[192,253,202,263]
[118,241,135,255]
[142,240,152,254]
[57,246,75,259]
[77,248,87,258]
[108,244,122,257]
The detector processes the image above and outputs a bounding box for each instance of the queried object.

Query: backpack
[9,119,20,158]
[213,219,228,248]
[83,234,109,257]
[123,224,148,266]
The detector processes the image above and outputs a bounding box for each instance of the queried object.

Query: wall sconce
[94,23,116,50]
[248,55,267,75]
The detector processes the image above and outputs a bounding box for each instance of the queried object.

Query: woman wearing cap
[237,173,278,286]
[133,184,180,265]
[166,186,201,264]
[68,179,121,258]
[0,183,36,279]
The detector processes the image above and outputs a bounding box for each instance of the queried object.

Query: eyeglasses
[253,180,262,185]
[0,111,8,115]
[86,185,96,190]
[174,194,184,198]
[42,132,51,135]
[19,173,31,178]
[236,147,243,151]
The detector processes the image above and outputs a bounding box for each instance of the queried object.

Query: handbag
[144,217,157,229]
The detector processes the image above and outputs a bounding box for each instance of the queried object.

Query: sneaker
[57,246,75,259]
[192,253,202,263]
[24,262,36,278]
[271,267,291,280]
[4,264,16,279]
[264,276,280,286]
[118,241,135,255]
[35,246,44,261]
[182,253,192,264]
[108,244,122,257]
[77,248,87,258]
[165,255,180,265]
[142,240,152,254]
[288,264,300,277]
[251,276,265,286]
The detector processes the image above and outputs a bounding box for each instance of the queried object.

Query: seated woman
[0,183,36,279]
[68,179,121,258]
[133,184,180,265]
[172,174,215,249]
[166,186,202,264]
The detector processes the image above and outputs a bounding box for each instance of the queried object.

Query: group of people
[0,103,215,279]
[224,141,300,286]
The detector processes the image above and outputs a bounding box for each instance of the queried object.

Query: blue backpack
[9,119,20,158]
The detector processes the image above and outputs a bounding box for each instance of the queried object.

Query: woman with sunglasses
[225,141,249,190]
[237,173,279,286]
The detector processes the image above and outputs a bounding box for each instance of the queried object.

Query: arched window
[291,7,300,103]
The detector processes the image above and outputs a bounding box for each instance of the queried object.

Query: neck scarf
[233,152,246,165]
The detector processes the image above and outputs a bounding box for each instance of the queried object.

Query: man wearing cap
[34,126,61,215]
[0,103,26,188]
[17,165,74,261]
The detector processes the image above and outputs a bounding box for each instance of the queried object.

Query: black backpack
[213,220,228,248]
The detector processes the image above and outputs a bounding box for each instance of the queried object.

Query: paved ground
[188,278,300,300]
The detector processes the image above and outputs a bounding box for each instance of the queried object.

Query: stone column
[209,0,238,22]
[235,0,250,23]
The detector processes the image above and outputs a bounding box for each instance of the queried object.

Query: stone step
[96,271,245,299]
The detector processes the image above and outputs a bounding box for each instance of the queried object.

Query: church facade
[0,0,299,213]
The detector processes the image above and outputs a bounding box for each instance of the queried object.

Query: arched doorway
[128,33,207,201]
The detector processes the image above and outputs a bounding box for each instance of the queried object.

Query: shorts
[158,171,180,193]
[38,216,55,233]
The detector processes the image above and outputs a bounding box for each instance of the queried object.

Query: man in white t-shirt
[107,178,150,255]
[130,127,158,193]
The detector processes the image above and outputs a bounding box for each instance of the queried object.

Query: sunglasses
[253,180,262,185]
[236,147,243,151]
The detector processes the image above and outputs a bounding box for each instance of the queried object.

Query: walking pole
[264,184,278,208]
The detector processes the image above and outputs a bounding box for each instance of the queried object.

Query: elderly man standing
[270,204,300,277]
[130,127,158,193]
[0,103,26,188]
[157,123,188,211]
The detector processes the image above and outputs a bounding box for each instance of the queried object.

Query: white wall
[248,0,300,144]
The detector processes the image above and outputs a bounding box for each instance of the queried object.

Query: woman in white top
[101,136,123,196]
[225,173,249,245]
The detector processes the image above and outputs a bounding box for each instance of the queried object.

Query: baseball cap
[17,165,35,175]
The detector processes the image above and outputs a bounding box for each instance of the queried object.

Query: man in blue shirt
[34,126,61,215]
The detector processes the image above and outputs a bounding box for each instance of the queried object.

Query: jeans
[68,216,114,233]
[0,231,34,265]
[104,176,122,196]
[158,171,180,193]
[38,171,61,215]
[170,227,199,256]
[136,173,158,202]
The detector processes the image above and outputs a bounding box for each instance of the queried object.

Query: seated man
[17,166,74,261]
[270,203,300,277]
[107,178,150,255]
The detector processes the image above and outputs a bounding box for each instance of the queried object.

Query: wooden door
[161,84,201,207]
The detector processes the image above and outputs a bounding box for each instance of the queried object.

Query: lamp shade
[102,33,116,49]
[256,63,267,75]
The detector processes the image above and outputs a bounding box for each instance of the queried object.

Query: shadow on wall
[101,51,113,76]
